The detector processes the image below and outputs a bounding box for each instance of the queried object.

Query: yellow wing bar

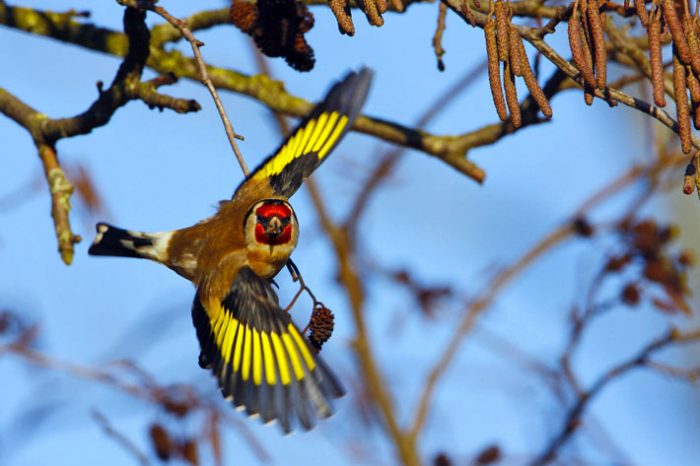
[251,111,348,182]
[191,266,345,432]
[233,68,372,200]
[205,300,316,386]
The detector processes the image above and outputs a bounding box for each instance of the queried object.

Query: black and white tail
[88,222,168,261]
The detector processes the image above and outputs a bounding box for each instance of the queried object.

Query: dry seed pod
[661,0,691,65]
[503,61,521,127]
[694,103,700,130]
[673,50,693,153]
[586,0,607,88]
[486,19,508,120]
[495,0,510,62]
[568,1,597,90]
[180,439,198,466]
[149,424,173,461]
[634,0,649,27]
[649,7,667,107]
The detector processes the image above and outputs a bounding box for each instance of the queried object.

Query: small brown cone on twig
[308,304,335,353]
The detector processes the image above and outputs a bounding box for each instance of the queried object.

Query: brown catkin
[587,0,607,88]
[390,0,404,12]
[503,61,521,127]
[687,66,700,103]
[512,30,553,117]
[662,0,691,65]
[689,64,700,130]
[569,1,597,90]
[684,16,700,76]
[673,50,693,153]
[495,0,510,62]
[486,19,508,120]
[683,160,696,194]
[509,27,524,77]
[329,0,355,35]
[580,3,596,105]
[649,7,667,107]
[634,0,649,27]
[362,0,385,27]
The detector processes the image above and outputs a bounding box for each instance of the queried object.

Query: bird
[88,69,373,433]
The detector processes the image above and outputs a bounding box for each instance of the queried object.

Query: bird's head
[244,199,299,252]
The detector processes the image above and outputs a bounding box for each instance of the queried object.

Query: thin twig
[1,3,487,182]
[118,0,250,176]
[442,0,700,151]
[409,153,687,440]
[92,409,151,466]
[528,328,700,465]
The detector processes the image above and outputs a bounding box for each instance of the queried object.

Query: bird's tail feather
[88,222,161,260]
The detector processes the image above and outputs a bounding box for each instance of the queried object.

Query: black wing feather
[233,68,373,199]
[191,266,344,433]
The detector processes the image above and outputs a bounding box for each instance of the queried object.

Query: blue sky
[1,1,699,465]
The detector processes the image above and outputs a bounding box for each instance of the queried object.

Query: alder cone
[230,0,315,71]
[309,305,335,352]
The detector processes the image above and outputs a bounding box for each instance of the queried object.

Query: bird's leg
[283,259,323,317]
[286,258,301,282]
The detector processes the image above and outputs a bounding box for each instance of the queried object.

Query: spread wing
[192,266,344,433]
[234,68,373,200]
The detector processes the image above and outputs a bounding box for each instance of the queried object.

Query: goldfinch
[88,69,373,432]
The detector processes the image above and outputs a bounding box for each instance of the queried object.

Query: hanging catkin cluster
[484,0,553,127]
[329,0,405,35]
[567,0,608,105]
[642,0,700,154]
[230,0,315,72]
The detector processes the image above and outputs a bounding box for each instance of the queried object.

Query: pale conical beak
[265,217,283,238]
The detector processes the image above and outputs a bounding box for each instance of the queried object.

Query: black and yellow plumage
[235,68,371,200]
[192,267,343,432]
[89,69,373,432]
